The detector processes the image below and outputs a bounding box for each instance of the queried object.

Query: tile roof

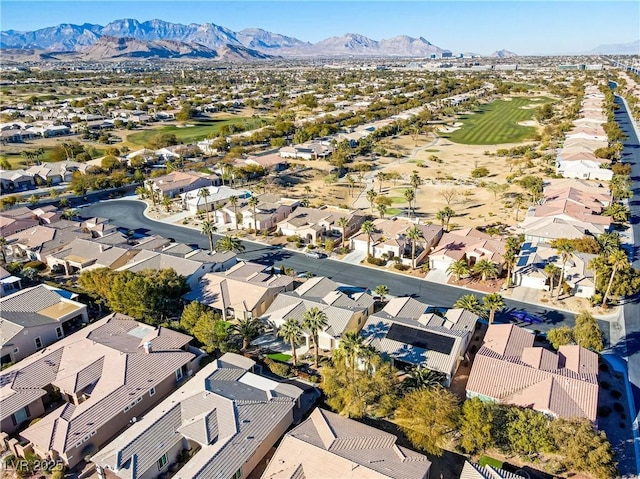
[460,461,526,479]
[262,408,430,479]
[466,324,598,421]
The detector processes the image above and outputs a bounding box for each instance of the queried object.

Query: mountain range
[0,18,451,60]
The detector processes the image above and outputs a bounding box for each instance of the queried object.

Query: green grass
[443,97,552,145]
[478,456,504,469]
[385,208,402,216]
[126,117,271,147]
[266,353,292,362]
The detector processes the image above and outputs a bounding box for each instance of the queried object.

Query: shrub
[393,264,410,271]
[471,167,490,178]
[268,361,291,378]
[367,256,386,266]
[24,260,46,270]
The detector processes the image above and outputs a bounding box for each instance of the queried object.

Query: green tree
[602,249,629,307]
[436,206,454,231]
[248,196,259,233]
[366,189,378,213]
[198,187,211,221]
[504,236,523,288]
[447,259,471,281]
[394,387,460,456]
[506,407,553,457]
[473,259,498,282]
[336,330,366,378]
[228,195,239,227]
[453,294,484,316]
[471,166,490,178]
[547,326,575,350]
[402,367,447,392]
[602,202,630,223]
[483,293,505,324]
[375,195,392,219]
[544,263,561,296]
[161,195,172,213]
[337,216,349,249]
[406,225,423,270]
[361,220,376,258]
[410,170,422,193]
[234,317,264,350]
[180,301,207,331]
[373,284,389,302]
[192,311,231,354]
[573,311,604,352]
[459,397,495,454]
[551,238,575,298]
[0,237,6,264]
[201,220,217,252]
[404,188,415,217]
[302,307,329,368]
[216,235,245,254]
[278,318,303,366]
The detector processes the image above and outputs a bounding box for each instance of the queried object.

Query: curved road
[81,199,576,329]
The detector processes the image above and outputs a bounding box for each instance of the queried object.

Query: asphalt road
[81,199,577,330]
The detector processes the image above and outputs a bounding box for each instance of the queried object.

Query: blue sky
[2,1,639,55]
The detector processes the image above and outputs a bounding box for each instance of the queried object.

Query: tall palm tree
[366,189,378,213]
[473,259,498,282]
[544,263,561,297]
[406,225,423,270]
[361,220,376,258]
[376,171,387,192]
[198,187,211,221]
[234,317,264,350]
[373,284,389,302]
[504,236,522,288]
[553,239,575,298]
[483,293,505,324]
[404,188,415,218]
[278,318,303,366]
[248,196,259,234]
[410,170,422,193]
[603,202,630,223]
[602,249,630,307]
[447,259,471,281]
[146,180,156,206]
[436,206,455,231]
[346,175,356,197]
[597,232,621,256]
[338,330,366,377]
[201,220,217,252]
[513,194,526,221]
[0,236,6,264]
[302,307,329,368]
[216,235,245,253]
[588,255,608,295]
[453,294,484,316]
[337,217,349,249]
[161,195,172,213]
[228,195,239,227]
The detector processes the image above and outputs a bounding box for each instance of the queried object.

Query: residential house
[262,277,375,351]
[279,142,332,160]
[0,284,88,365]
[3,313,195,467]
[277,206,366,244]
[227,193,298,231]
[460,461,525,479]
[0,169,35,192]
[26,161,88,185]
[92,353,303,479]
[180,185,250,216]
[361,297,478,386]
[161,243,238,271]
[243,152,289,171]
[466,324,599,422]
[350,219,443,265]
[512,242,596,298]
[151,171,221,199]
[0,209,39,237]
[46,238,139,275]
[261,408,431,479]
[556,160,613,181]
[7,221,91,261]
[429,228,506,275]
[0,265,22,296]
[184,261,295,320]
[32,205,62,225]
[80,217,118,238]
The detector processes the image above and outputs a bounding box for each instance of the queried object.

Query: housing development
[0,12,639,479]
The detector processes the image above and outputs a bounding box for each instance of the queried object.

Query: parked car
[306,251,323,259]
[511,310,543,324]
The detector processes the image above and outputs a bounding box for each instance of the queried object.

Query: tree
[483,293,505,324]
[161,195,172,213]
[602,249,629,307]
[192,310,231,354]
[366,189,378,213]
[436,206,454,231]
[503,236,523,288]
[551,238,575,298]
[439,188,459,205]
[506,407,553,457]
[573,311,604,352]
[597,232,622,256]
[519,175,544,204]
[337,330,366,377]
[513,194,526,221]
[216,235,245,254]
[278,318,303,366]
[485,182,509,201]
[180,301,207,331]
[473,259,498,282]
[201,220,217,252]
[410,170,422,193]
[547,326,574,350]
[471,166,489,178]
[406,225,423,270]
[544,263,561,297]
[404,188,415,217]
[337,216,349,249]
[402,367,447,392]
[454,294,484,316]
[459,397,495,454]
[0,237,6,264]
[602,202,630,223]
[234,317,264,350]
[228,195,239,227]
[145,180,157,206]
[375,195,392,219]
[361,220,376,258]
[376,171,387,192]
[248,196,259,233]
[28,194,39,206]
[394,387,459,456]
[346,174,356,197]
[550,417,618,479]
[373,284,389,302]
[198,187,211,221]
[447,259,471,281]
[302,307,329,368]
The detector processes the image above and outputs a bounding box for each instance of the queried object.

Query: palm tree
[404,188,415,217]
[0,237,6,264]
[228,195,239,227]
[602,249,630,307]
[216,235,245,253]
[201,220,217,252]
[62,208,79,220]
[454,294,484,316]
[597,232,621,256]
[337,217,349,249]
[473,259,499,282]
[436,206,455,231]
[161,195,172,213]
[135,186,147,199]
[361,220,376,258]
[198,187,211,221]
[402,367,448,392]
[145,180,156,206]
[278,318,303,366]
[504,236,522,288]
[513,194,526,221]
[447,259,471,281]
[374,284,389,302]
[303,185,312,205]
[338,330,366,377]
[346,175,356,197]
[553,239,575,298]
[410,170,422,193]
[588,255,608,295]
[603,202,630,223]
[234,317,264,350]
[376,201,388,219]
[366,189,378,213]
[544,263,561,297]
[376,171,387,192]
[406,225,423,270]
[302,307,329,368]
[483,293,505,324]
[58,197,69,208]
[248,196,259,234]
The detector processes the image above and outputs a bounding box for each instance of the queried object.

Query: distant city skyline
[1,1,639,56]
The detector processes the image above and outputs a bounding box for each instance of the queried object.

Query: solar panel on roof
[517,255,528,267]
[386,323,455,355]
